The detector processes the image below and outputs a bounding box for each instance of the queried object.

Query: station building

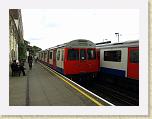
[9,9,24,63]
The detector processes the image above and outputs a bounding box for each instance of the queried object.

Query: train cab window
[104,50,121,62]
[80,49,86,60]
[68,49,79,60]
[87,49,96,60]
[50,52,52,59]
[130,50,139,63]
[57,50,60,60]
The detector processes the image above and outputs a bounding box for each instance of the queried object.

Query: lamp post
[115,33,120,42]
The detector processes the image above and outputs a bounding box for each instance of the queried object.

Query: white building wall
[16,44,18,61]
[14,20,18,29]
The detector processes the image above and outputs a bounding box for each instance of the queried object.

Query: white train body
[97,40,139,79]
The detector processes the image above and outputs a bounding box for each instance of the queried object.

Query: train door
[61,49,64,71]
[86,48,99,72]
[49,50,53,68]
[45,51,47,63]
[79,49,87,73]
[64,48,79,75]
[127,47,139,80]
[96,49,100,69]
[43,52,45,61]
[56,48,63,73]
[53,49,56,69]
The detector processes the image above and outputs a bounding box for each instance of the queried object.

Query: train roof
[47,39,96,50]
[38,39,96,52]
[65,39,96,48]
[96,40,139,49]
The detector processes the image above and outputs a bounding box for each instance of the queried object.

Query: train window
[80,49,86,60]
[61,50,64,61]
[130,50,139,63]
[104,50,121,62]
[47,51,49,59]
[44,52,46,60]
[42,53,44,59]
[57,50,60,60]
[45,52,47,60]
[41,54,42,58]
[87,49,96,60]
[50,52,52,59]
[68,49,79,60]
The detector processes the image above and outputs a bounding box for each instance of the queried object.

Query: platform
[9,62,112,106]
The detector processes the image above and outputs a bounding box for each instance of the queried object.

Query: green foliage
[18,42,26,60]
[18,40,42,58]
[32,46,41,56]
[29,45,42,56]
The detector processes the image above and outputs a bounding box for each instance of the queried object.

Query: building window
[130,50,139,63]
[68,49,79,60]
[104,50,121,62]
[80,49,86,60]
[87,49,96,60]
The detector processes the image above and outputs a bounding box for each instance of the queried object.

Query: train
[96,40,139,90]
[38,39,99,80]
[38,39,139,90]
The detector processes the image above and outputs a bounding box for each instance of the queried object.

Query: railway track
[76,80,139,106]
[93,83,138,106]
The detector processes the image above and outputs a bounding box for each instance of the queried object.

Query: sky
[21,9,139,50]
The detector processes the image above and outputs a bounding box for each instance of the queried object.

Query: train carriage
[96,40,139,90]
[39,39,99,80]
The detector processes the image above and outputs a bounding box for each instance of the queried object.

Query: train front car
[64,39,99,81]
[38,39,99,82]
[97,40,139,91]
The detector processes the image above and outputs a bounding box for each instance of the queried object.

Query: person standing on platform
[34,55,38,63]
[19,60,26,76]
[11,60,18,76]
[28,54,33,70]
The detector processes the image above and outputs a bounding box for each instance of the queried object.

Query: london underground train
[38,39,99,80]
[96,40,139,90]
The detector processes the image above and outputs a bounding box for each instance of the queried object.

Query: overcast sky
[21,9,139,50]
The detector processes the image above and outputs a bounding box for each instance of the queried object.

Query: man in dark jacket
[11,60,20,76]
[28,54,33,70]
[19,60,26,76]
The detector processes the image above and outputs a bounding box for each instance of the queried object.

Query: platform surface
[9,62,98,106]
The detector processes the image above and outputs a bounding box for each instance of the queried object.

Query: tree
[32,46,42,56]
[26,44,42,56]
[18,42,26,60]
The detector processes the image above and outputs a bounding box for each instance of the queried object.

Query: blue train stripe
[100,67,125,78]
[41,62,64,74]
[56,66,64,74]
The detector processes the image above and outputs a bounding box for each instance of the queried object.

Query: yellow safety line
[39,62,103,106]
